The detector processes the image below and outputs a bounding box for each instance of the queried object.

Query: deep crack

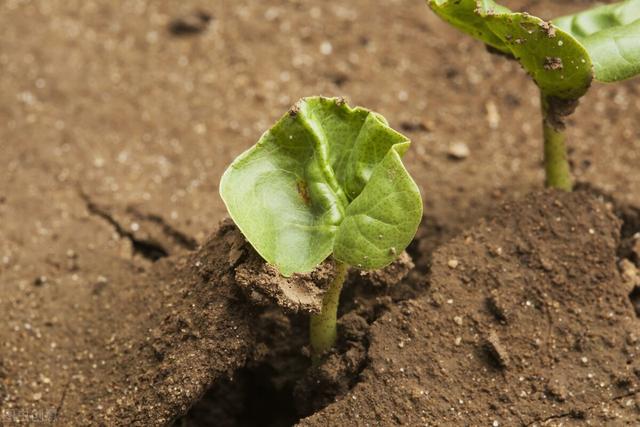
[79,190,169,261]
[127,207,198,251]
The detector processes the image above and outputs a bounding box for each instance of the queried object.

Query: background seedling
[220,96,423,362]
[428,0,640,191]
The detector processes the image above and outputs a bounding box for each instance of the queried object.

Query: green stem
[541,95,572,191]
[310,261,349,364]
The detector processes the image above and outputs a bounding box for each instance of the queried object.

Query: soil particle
[234,244,335,314]
[539,21,557,38]
[485,330,510,369]
[620,259,640,292]
[544,95,582,131]
[543,56,563,71]
[300,190,640,426]
[486,289,509,322]
[168,10,213,36]
[351,251,413,288]
[447,142,470,160]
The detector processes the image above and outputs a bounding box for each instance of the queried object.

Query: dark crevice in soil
[78,190,169,261]
[525,390,640,426]
[177,362,301,427]
[526,410,585,426]
[630,286,640,318]
[175,309,308,427]
[176,266,415,427]
[127,206,198,251]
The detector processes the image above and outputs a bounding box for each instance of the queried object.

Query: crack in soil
[126,206,198,251]
[525,390,640,426]
[78,190,169,261]
[53,378,71,423]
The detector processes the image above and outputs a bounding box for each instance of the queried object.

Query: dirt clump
[176,241,415,427]
[300,190,640,426]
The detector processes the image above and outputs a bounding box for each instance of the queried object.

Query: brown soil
[177,191,640,427]
[301,190,640,426]
[1,0,639,425]
[1,220,257,425]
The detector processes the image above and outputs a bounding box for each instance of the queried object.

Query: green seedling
[428,0,640,191]
[220,96,423,362]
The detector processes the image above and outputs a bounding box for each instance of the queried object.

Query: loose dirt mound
[300,190,640,426]
[1,221,258,425]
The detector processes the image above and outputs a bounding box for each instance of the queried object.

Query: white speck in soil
[193,123,207,135]
[320,41,333,55]
[447,143,470,160]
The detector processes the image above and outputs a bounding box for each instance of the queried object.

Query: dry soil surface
[1,0,639,425]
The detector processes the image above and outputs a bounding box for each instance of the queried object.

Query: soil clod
[485,330,510,369]
[168,11,212,36]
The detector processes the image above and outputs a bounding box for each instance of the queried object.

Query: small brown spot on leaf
[297,180,311,206]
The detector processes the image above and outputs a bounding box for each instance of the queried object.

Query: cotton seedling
[220,96,423,362]
[428,0,640,190]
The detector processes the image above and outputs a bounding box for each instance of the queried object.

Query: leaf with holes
[219,97,423,276]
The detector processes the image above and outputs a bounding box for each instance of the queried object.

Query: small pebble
[486,101,500,129]
[320,41,333,55]
[447,142,470,160]
[447,259,459,269]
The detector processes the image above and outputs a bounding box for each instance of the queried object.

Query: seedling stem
[310,261,349,364]
[541,95,572,191]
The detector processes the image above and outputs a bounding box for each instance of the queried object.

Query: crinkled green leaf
[554,0,640,82]
[428,0,593,99]
[219,97,422,276]
[427,0,511,52]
